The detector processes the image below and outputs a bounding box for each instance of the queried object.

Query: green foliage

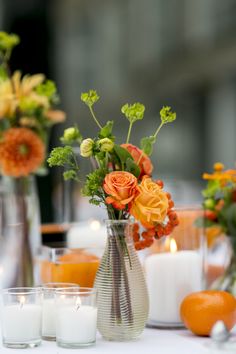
[194,217,216,228]
[160,106,176,124]
[47,146,74,167]
[121,103,145,123]
[81,90,99,106]
[36,80,57,99]
[63,170,79,181]
[126,158,140,178]
[113,144,133,165]
[0,65,7,80]
[221,204,236,237]
[140,136,156,156]
[0,32,20,53]
[82,169,106,205]
[99,121,114,139]
[202,180,221,198]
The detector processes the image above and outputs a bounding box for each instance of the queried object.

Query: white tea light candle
[145,239,203,326]
[55,287,97,348]
[1,288,42,348]
[42,282,78,340]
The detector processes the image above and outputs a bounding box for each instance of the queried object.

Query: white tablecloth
[0,328,219,354]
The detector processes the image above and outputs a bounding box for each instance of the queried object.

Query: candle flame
[90,220,101,231]
[170,239,177,253]
[76,296,81,311]
[19,296,25,308]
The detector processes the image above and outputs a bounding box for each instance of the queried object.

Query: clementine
[180,290,236,336]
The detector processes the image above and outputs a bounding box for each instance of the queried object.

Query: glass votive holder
[1,287,42,348]
[144,206,206,328]
[55,287,97,348]
[42,282,79,341]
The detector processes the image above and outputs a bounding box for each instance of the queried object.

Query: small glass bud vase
[94,220,149,341]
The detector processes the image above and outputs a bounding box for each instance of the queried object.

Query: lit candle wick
[75,297,81,311]
[19,296,25,309]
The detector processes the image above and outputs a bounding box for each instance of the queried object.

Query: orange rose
[121,143,153,178]
[103,171,138,210]
[130,176,168,228]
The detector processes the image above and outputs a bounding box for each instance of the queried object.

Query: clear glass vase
[211,236,236,295]
[94,220,149,341]
[1,176,41,286]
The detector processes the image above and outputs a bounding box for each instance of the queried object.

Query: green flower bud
[204,198,215,210]
[81,90,99,106]
[98,138,114,152]
[62,127,82,144]
[80,138,94,157]
[160,106,176,124]
[121,102,145,123]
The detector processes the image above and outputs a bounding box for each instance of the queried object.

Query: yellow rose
[80,138,94,157]
[130,176,168,228]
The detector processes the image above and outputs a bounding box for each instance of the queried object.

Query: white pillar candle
[2,304,42,342]
[56,305,97,345]
[145,249,202,324]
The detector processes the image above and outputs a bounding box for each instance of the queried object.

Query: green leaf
[0,32,20,52]
[126,158,140,178]
[221,204,236,236]
[99,121,114,139]
[140,135,156,156]
[113,144,133,165]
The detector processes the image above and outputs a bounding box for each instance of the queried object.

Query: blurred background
[1,0,236,225]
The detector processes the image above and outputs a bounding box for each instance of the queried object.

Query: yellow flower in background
[0,71,49,118]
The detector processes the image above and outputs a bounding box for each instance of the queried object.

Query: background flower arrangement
[0,31,65,177]
[0,31,65,286]
[48,89,179,250]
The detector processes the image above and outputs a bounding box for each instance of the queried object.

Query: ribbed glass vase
[94,220,149,341]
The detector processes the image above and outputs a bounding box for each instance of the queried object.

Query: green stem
[89,105,102,129]
[154,122,164,138]
[126,122,133,144]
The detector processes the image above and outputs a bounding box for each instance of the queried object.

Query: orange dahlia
[0,127,45,177]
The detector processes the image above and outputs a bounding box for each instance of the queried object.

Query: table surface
[0,328,225,354]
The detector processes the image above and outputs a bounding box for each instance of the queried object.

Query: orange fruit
[180,290,236,336]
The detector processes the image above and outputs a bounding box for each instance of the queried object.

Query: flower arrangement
[0,31,65,177]
[200,162,236,239]
[48,89,179,250]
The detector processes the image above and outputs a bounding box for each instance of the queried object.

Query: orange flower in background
[0,127,45,177]
[130,176,168,228]
[203,162,236,185]
[121,143,153,178]
[45,109,66,123]
[103,171,138,210]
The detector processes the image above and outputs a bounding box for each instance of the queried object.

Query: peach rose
[103,171,138,210]
[121,143,153,178]
[130,176,168,228]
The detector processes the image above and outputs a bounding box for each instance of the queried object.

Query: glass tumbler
[1,287,42,348]
[42,282,78,340]
[55,287,97,348]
